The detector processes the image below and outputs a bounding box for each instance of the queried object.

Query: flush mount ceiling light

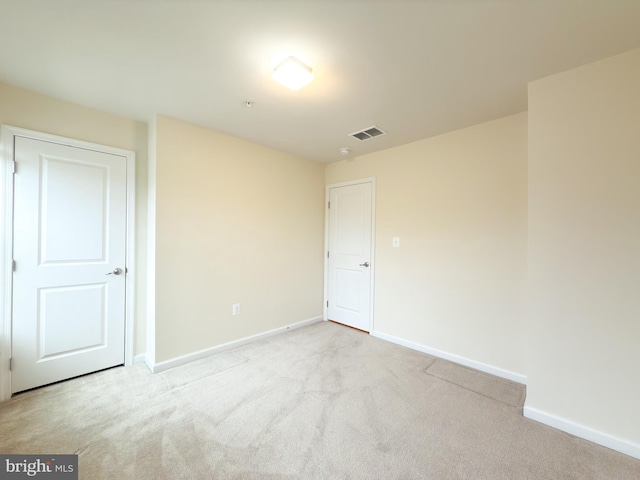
[272,56,314,90]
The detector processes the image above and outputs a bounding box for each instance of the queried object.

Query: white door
[327,181,373,331]
[11,136,127,393]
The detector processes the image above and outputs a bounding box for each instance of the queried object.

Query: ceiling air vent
[349,126,386,141]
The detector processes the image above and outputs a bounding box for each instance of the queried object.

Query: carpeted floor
[1,321,639,479]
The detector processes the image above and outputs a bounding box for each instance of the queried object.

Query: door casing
[0,125,136,401]
[324,177,376,332]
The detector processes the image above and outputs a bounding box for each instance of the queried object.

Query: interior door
[11,136,127,393]
[327,181,373,331]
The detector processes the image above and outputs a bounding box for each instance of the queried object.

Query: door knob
[359,262,370,267]
[106,268,123,276]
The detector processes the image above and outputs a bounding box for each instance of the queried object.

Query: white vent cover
[349,126,386,141]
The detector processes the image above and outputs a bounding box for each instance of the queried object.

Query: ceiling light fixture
[272,56,314,90]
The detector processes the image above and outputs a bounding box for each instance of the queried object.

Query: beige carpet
[1,321,639,479]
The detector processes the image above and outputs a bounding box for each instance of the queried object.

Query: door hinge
[327,251,329,258]
[9,358,13,371]
[12,260,16,272]
[328,201,330,209]
[326,301,328,308]
[12,160,17,174]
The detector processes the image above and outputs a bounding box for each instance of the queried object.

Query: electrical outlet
[393,237,400,248]
[232,303,240,316]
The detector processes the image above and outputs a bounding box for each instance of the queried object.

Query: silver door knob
[106,268,123,276]
[359,262,370,267]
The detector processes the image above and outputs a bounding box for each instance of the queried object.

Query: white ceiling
[1,0,639,163]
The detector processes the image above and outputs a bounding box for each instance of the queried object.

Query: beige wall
[152,115,325,362]
[146,116,158,366]
[0,82,149,356]
[526,48,640,448]
[326,113,528,377]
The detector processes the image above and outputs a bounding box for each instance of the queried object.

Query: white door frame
[0,125,136,401]
[324,177,376,332]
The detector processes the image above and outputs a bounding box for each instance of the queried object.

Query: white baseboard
[133,354,146,365]
[149,316,323,374]
[371,330,527,385]
[132,353,155,373]
[524,405,640,460]
[143,355,154,374]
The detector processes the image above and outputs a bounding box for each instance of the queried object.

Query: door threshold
[12,364,125,397]
[328,320,369,334]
